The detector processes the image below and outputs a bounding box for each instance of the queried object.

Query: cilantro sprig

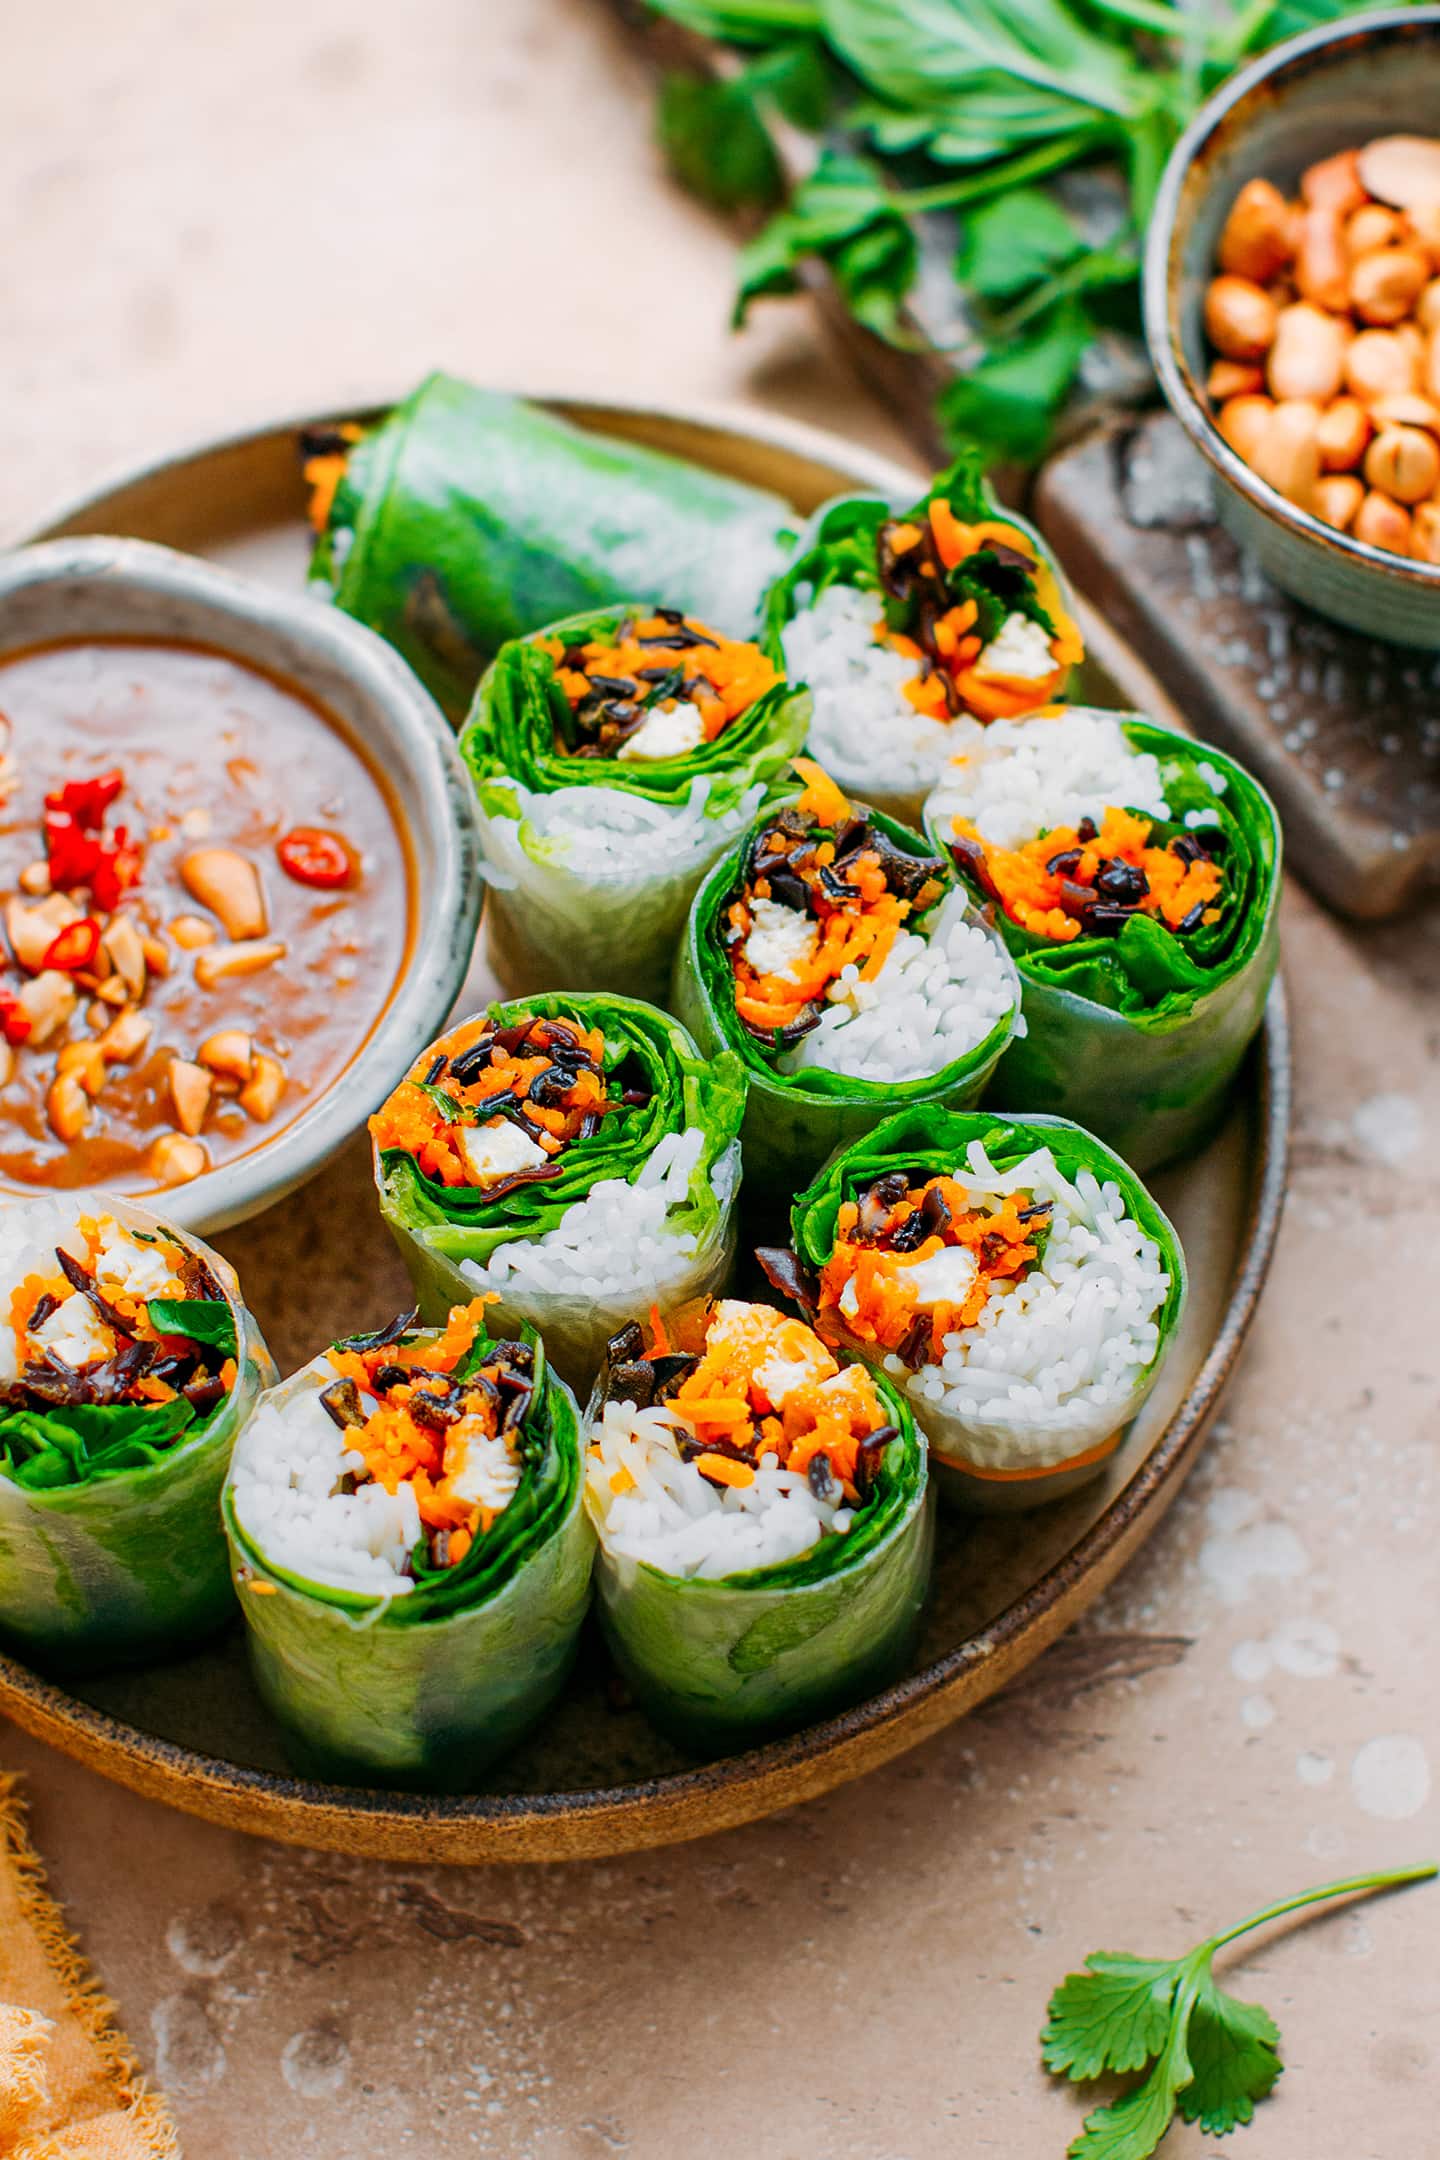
[1042,1862,1436,2158]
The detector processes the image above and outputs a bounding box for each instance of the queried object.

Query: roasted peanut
[1344,327,1418,399]
[46,1072,90,1143]
[102,912,147,1000]
[1207,359,1265,401]
[1404,201,1440,269]
[180,847,268,942]
[1316,396,1372,470]
[193,938,287,989]
[1356,134,1440,209]
[1345,203,1403,257]
[1313,474,1365,530]
[1417,277,1440,334]
[1301,149,1366,215]
[239,1053,285,1124]
[1411,502,1440,563]
[1218,394,1275,464]
[56,1040,107,1098]
[167,1057,213,1138]
[1427,324,1440,404]
[1204,275,1277,360]
[17,971,77,1046]
[97,1007,153,1063]
[1251,399,1321,506]
[197,1028,255,1083]
[1350,246,1430,326]
[1369,392,1440,430]
[16,861,49,897]
[1267,301,1348,402]
[169,913,218,950]
[1353,488,1413,553]
[149,1133,209,1187]
[1218,177,1295,282]
[6,894,79,975]
[1295,206,1350,312]
[1364,423,1440,503]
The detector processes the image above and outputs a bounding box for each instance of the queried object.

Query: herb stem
[1207,1862,1437,1954]
[896,134,1101,216]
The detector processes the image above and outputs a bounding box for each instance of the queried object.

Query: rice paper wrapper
[927,720,1282,1176]
[790,1107,1187,1504]
[311,373,798,718]
[223,1345,593,1789]
[761,459,1080,829]
[0,1200,275,1674]
[374,994,747,1394]
[460,604,811,1003]
[671,796,1021,1191]
[586,1377,932,1753]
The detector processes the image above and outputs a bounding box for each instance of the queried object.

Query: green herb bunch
[645,0,1388,463]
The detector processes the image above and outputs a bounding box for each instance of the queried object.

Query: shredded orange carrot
[951,805,1224,944]
[791,757,852,829]
[538,611,778,755]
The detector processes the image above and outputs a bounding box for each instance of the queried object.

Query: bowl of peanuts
[1144,6,1440,644]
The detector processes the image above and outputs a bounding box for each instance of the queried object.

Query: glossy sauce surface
[0,640,414,1191]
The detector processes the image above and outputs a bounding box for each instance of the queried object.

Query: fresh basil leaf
[937,297,1091,463]
[735,151,917,339]
[955,185,1082,298]
[648,0,823,38]
[820,0,1151,124]
[748,37,832,129]
[147,1298,238,1360]
[416,1081,470,1123]
[658,72,785,211]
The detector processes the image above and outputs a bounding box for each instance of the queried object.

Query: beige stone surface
[1,3,1437,2155]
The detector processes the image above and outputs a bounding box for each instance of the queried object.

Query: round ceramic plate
[0,399,1289,1862]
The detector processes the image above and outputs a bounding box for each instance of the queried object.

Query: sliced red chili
[91,829,144,912]
[43,809,101,892]
[45,770,124,830]
[0,993,31,1046]
[41,918,102,972]
[276,827,356,889]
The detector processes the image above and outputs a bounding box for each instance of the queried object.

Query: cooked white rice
[925,707,1172,852]
[462,1128,732,1304]
[880,1140,1170,1470]
[777,888,1021,1085]
[586,1399,856,1581]
[480,776,764,885]
[781,581,956,804]
[229,1355,522,1597]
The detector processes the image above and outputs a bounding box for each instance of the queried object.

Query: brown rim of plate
[1144,5,1440,588]
[0,995,1290,1864]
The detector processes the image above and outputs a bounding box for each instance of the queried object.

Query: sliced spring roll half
[926,708,1282,1174]
[0,1197,274,1671]
[778,1106,1186,1510]
[370,995,746,1392]
[460,602,811,1002]
[304,373,797,718]
[672,761,1021,1188]
[585,1298,931,1751]
[223,1300,592,1789]
[764,450,1084,826]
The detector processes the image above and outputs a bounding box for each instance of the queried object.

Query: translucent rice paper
[671,794,1021,1191]
[223,1332,593,1790]
[373,995,748,1394]
[584,1369,932,1754]
[460,603,811,1004]
[310,373,799,719]
[761,458,1080,828]
[0,1197,275,1674]
[790,1107,1187,1509]
[925,716,1282,1175]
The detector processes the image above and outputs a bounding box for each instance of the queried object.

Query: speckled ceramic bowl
[0,537,481,1232]
[1145,7,1440,646]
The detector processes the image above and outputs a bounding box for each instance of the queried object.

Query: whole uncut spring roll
[925,708,1282,1174]
[304,373,797,717]
[777,1106,1186,1510]
[0,1196,274,1672]
[585,1298,931,1751]
[370,995,746,1392]
[224,1300,592,1789]
[764,451,1084,825]
[671,761,1021,1188]
[460,603,811,1002]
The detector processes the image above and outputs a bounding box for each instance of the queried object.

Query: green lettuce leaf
[146,1297,238,1360]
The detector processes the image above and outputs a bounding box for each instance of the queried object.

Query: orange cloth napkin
[0,1777,177,2160]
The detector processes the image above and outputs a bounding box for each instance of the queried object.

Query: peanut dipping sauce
[0,639,415,1194]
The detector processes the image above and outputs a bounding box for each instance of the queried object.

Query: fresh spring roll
[460,603,811,1002]
[925,708,1282,1175]
[764,451,1085,825]
[304,373,797,717]
[223,1300,592,1788]
[369,995,746,1392]
[0,1197,274,1672]
[584,1298,931,1750]
[671,760,1021,1188]
[777,1106,1186,1510]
